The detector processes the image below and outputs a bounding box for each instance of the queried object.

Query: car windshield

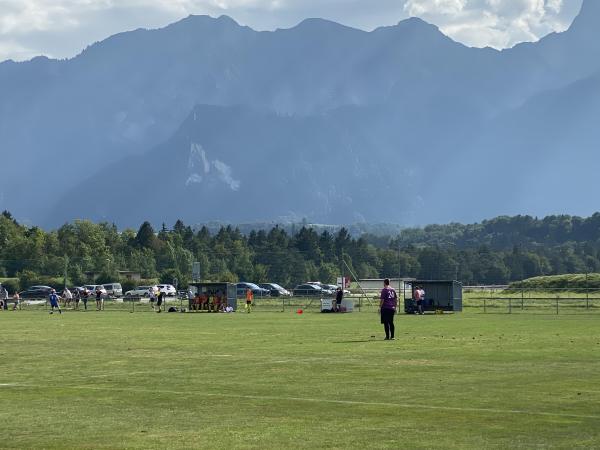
[271,283,284,290]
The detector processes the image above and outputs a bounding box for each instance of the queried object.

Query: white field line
[3,383,599,421]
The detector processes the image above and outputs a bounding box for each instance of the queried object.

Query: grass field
[1,309,599,449]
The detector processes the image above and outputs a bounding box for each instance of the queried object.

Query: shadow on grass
[333,339,381,344]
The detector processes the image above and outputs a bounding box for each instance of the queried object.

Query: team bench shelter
[188,282,238,312]
[404,280,463,314]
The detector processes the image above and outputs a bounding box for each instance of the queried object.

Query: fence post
[521,289,524,310]
[586,288,590,311]
[509,298,512,314]
[556,296,559,315]
[586,273,589,311]
[484,298,486,314]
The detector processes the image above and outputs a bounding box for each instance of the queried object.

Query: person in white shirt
[62,287,73,308]
[417,287,426,315]
[149,286,157,311]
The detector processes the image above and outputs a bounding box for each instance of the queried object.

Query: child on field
[245,288,253,313]
[49,289,62,315]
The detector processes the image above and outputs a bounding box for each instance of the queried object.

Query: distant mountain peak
[286,17,362,34]
[372,16,449,42]
[580,0,600,15]
[570,0,600,31]
[169,14,242,30]
[399,16,435,28]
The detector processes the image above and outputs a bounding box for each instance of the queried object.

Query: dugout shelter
[188,282,237,312]
[404,280,462,314]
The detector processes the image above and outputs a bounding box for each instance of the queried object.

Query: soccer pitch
[1,310,599,449]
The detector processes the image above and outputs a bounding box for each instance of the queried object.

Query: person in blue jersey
[379,279,397,340]
[48,289,62,315]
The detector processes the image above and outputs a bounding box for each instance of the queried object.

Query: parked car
[103,283,123,298]
[18,285,54,299]
[124,286,153,298]
[305,282,336,296]
[320,283,337,291]
[157,284,177,296]
[258,283,292,297]
[84,285,107,296]
[293,283,328,297]
[236,282,270,297]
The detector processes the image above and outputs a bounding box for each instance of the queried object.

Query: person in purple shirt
[379,278,397,340]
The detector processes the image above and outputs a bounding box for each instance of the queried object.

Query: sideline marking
[4,383,599,420]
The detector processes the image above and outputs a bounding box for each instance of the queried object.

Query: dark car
[293,283,328,297]
[19,285,54,299]
[258,283,292,297]
[236,282,271,298]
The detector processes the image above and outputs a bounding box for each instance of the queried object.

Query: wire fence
[1,293,380,314]
[464,287,600,315]
[4,288,600,315]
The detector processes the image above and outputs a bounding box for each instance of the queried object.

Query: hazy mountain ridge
[1,0,598,227]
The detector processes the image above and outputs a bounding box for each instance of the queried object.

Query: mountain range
[1,0,599,228]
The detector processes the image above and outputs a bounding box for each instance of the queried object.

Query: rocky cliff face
[0,1,597,227]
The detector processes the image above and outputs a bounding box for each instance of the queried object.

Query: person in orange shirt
[245,288,253,313]
[196,293,205,311]
[213,293,222,312]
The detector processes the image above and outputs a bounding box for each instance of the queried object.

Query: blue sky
[0,0,584,62]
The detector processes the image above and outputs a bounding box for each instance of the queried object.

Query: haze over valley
[1,0,598,228]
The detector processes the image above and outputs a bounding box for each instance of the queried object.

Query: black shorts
[381,308,395,324]
[157,298,163,306]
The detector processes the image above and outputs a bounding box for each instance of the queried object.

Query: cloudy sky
[0,0,584,62]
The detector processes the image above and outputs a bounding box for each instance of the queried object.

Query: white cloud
[0,39,36,61]
[403,0,577,48]
[405,0,467,16]
[0,0,584,61]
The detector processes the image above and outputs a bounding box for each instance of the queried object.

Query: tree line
[1,211,600,292]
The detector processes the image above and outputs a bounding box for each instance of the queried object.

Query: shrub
[159,268,185,289]
[0,278,20,294]
[121,279,138,293]
[509,273,600,291]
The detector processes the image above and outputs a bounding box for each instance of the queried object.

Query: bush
[16,270,65,291]
[159,269,185,289]
[120,279,138,293]
[0,278,20,294]
[509,273,600,291]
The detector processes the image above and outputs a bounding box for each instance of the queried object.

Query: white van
[103,283,123,298]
